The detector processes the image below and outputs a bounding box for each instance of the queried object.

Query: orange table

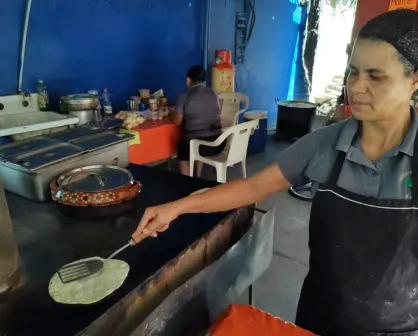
[126,119,181,165]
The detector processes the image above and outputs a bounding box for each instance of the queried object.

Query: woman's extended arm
[133,163,289,238]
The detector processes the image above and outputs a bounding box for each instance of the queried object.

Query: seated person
[172,65,226,177]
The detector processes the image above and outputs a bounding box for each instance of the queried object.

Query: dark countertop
[0,165,234,336]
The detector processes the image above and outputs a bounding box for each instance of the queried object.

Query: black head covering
[358,9,418,69]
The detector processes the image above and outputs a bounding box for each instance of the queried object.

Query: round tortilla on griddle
[48,257,129,305]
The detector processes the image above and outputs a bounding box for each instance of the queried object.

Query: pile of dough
[48,257,129,305]
[115,111,145,130]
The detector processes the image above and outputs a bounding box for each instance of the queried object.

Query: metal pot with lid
[60,94,99,112]
[275,99,333,140]
[50,165,141,218]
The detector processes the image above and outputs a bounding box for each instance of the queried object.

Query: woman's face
[347,38,418,121]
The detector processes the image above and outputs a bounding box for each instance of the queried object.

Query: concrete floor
[156,136,311,323]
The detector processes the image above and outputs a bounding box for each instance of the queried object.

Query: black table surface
[0,165,231,336]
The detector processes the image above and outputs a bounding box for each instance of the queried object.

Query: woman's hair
[187,65,206,83]
[358,9,418,76]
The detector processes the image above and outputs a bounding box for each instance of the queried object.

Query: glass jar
[0,181,20,294]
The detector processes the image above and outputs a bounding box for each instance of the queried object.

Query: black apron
[295,133,418,336]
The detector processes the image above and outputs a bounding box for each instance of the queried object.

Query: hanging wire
[340,0,356,14]
[246,0,256,46]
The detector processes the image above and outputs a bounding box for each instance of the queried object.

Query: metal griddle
[0,165,253,336]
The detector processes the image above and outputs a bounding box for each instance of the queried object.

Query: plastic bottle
[88,90,103,121]
[0,180,20,295]
[102,88,113,116]
[37,79,49,111]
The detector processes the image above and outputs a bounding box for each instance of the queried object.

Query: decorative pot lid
[57,165,134,193]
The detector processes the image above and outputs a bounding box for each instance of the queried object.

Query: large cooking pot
[275,100,319,140]
[60,94,99,112]
[50,165,141,219]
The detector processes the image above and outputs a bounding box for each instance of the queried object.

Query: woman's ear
[412,71,418,92]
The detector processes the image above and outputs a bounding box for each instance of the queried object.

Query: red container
[210,305,317,336]
[215,50,232,65]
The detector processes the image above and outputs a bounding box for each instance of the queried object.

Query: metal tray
[72,131,133,151]
[49,119,124,142]
[48,125,104,142]
[0,141,130,201]
[6,143,83,171]
[0,136,59,159]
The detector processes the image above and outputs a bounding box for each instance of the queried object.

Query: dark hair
[187,65,206,83]
[358,35,415,77]
[397,53,415,77]
[358,9,418,77]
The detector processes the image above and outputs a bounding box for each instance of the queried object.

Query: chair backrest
[218,92,249,128]
[222,119,258,163]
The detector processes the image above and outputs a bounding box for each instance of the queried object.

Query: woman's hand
[133,202,181,239]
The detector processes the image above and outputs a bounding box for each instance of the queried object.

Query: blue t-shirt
[176,83,222,139]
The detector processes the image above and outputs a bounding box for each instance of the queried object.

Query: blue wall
[209,0,308,126]
[0,0,307,125]
[0,0,203,108]
[0,0,26,95]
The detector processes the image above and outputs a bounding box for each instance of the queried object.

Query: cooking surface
[0,165,230,336]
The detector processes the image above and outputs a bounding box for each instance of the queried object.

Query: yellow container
[212,64,235,94]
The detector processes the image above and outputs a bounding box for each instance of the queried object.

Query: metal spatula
[57,234,147,284]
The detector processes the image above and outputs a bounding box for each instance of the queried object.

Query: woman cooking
[134,9,418,335]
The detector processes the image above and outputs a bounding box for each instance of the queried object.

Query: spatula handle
[130,233,148,245]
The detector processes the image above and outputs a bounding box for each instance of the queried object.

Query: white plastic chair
[218,92,249,129]
[189,119,259,183]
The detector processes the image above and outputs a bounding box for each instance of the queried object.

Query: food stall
[0,89,274,335]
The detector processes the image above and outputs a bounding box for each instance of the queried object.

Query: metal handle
[92,174,105,187]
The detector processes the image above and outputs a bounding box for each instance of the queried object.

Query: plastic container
[139,89,150,99]
[37,79,49,111]
[102,88,113,116]
[244,110,267,154]
[88,90,103,121]
[215,50,232,64]
[0,180,20,295]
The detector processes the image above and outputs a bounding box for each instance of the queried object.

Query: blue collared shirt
[176,83,222,139]
[277,112,418,199]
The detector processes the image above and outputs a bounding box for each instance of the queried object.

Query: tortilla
[48,257,129,305]
[190,188,211,196]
